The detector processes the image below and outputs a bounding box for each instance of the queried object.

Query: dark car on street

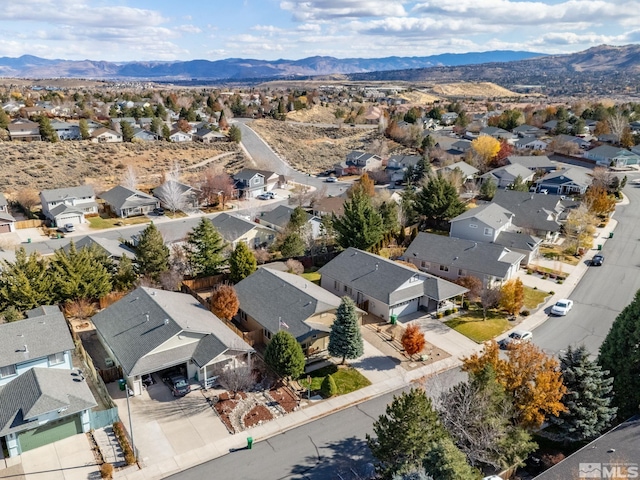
[591,254,604,266]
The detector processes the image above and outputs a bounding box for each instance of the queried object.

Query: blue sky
[1,0,638,62]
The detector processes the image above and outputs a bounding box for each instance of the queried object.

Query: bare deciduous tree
[479,285,501,321]
[15,188,39,213]
[121,165,138,190]
[288,183,314,207]
[285,258,304,274]
[199,166,235,208]
[607,111,628,144]
[217,363,255,398]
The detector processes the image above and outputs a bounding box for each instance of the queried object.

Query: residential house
[0,193,16,233]
[257,205,322,239]
[90,127,123,143]
[535,168,591,195]
[194,127,225,143]
[334,151,382,176]
[492,190,566,242]
[99,185,159,218]
[169,129,192,142]
[584,145,640,166]
[440,112,458,125]
[92,287,255,395]
[542,120,558,131]
[210,213,277,249]
[449,203,514,243]
[404,233,524,286]
[449,139,473,154]
[131,128,160,142]
[556,134,591,150]
[492,231,542,265]
[235,268,363,358]
[515,136,549,151]
[318,248,467,320]
[311,196,346,218]
[233,169,278,199]
[7,118,41,141]
[386,154,422,183]
[152,180,201,210]
[40,185,98,227]
[480,163,535,188]
[50,121,80,140]
[110,117,136,131]
[442,161,479,182]
[0,305,96,457]
[506,155,556,173]
[512,124,542,137]
[480,126,517,142]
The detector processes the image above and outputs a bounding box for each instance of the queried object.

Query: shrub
[100,463,114,479]
[436,312,444,319]
[462,300,470,309]
[521,310,531,317]
[321,374,338,398]
[549,291,555,295]
[452,307,458,313]
[444,309,452,316]
[533,286,538,290]
[124,452,136,465]
[557,279,564,284]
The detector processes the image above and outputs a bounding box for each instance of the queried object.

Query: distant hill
[0,51,545,81]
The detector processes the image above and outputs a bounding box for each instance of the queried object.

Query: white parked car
[551,299,574,316]
[325,176,337,183]
[500,330,533,349]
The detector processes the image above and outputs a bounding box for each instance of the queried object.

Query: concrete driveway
[108,378,229,472]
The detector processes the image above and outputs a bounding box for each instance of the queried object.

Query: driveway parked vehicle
[257,192,276,200]
[63,223,75,232]
[551,299,574,316]
[500,330,533,349]
[153,207,165,216]
[591,254,605,266]
[168,375,190,397]
[325,176,337,183]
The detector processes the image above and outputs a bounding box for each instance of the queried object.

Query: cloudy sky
[1,0,638,62]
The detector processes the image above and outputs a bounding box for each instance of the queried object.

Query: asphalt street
[166,369,466,480]
[532,178,640,356]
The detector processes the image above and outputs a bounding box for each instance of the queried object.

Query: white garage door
[57,214,82,226]
[391,298,420,318]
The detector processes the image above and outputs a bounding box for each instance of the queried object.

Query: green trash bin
[247,437,253,450]
[597,244,603,251]
[118,379,126,391]
[609,232,614,238]
[390,314,397,325]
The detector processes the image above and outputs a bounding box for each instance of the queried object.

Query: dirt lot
[250,119,399,174]
[430,82,521,98]
[0,140,244,194]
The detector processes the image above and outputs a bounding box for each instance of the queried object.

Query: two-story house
[210,213,277,250]
[0,306,96,457]
[50,121,80,140]
[7,118,41,141]
[385,154,422,183]
[0,193,16,233]
[233,169,278,199]
[40,186,98,227]
[334,151,382,177]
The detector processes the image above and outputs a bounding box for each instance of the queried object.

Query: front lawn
[538,245,580,266]
[87,215,151,229]
[301,364,371,396]
[445,307,511,343]
[523,286,551,310]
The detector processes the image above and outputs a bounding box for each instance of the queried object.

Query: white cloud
[280,0,407,21]
[176,25,202,34]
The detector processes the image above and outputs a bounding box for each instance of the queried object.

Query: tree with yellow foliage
[565,204,597,254]
[471,135,501,170]
[499,278,524,316]
[584,185,616,217]
[462,341,566,429]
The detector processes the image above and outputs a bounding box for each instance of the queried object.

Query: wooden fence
[182,274,227,292]
[15,219,44,229]
[220,318,261,347]
[74,338,118,409]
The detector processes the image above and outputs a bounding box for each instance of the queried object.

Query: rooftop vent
[164,319,169,325]
[24,344,28,353]
[145,313,149,322]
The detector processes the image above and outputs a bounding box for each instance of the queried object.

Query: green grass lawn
[87,215,151,229]
[301,270,321,284]
[301,364,371,396]
[523,286,551,310]
[445,308,511,343]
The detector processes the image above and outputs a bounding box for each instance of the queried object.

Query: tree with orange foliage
[493,140,513,168]
[209,284,239,321]
[401,325,426,359]
[462,341,566,429]
[348,172,376,198]
[584,185,616,216]
[499,278,524,316]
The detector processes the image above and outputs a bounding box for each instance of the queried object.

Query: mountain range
[0,51,544,81]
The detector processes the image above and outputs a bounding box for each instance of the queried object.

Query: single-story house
[584,145,640,167]
[449,139,473,154]
[404,232,524,286]
[169,129,192,142]
[555,134,591,150]
[0,305,96,457]
[318,248,468,320]
[90,127,123,143]
[480,163,535,188]
[235,267,363,359]
[512,124,542,137]
[0,193,16,233]
[194,127,226,143]
[535,168,591,195]
[442,161,479,181]
[22,235,136,261]
[480,126,517,142]
[50,121,80,140]
[449,203,515,243]
[257,205,322,239]
[131,128,160,142]
[92,287,255,395]
[152,180,201,210]
[210,213,277,249]
[99,185,160,218]
[40,186,98,227]
[506,155,556,173]
[311,196,346,217]
[515,136,549,151]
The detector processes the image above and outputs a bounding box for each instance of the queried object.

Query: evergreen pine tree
[321,374,338,397]
[37,115,58,142]
[414,174,466,229]
[367,388,446,478]
[332,189,384,251]
[0,247,54,311]
[551,345,616,442]
[379,200,399,234]
[479,179,497,200]
[328,296,364,364]
[288,206,308,234]
[278,232,306,258]
[120,120,135,142]
[422,437,480,480]
[79,118,90,139]
[184,218,226,277]
[135,223,170,281]
[0,108,9,129]
[229,242,257,283]
[112,254,138,292]
[263,330,305,380]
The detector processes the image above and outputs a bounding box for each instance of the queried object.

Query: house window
[484,228,493,236]
[344,286,352,295]
[421,261,430,269]
[48,352,65,366]
[334,280,340,290]
[264,329,272,340]
[439,265,449,272]
[0,364,16,378]
[252,178,260,184]
[458,269,466,277]
[469,223,478,229]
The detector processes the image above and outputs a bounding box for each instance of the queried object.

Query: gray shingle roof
[494,231,542,252]
[443,161,478,177]
[537,167,591,186]
[40,185,95,203]
[65,236,136,260]
[492,190,563,233]
[91,287,252,376]
[48,203,85,217]
[0,368,96,436]
[405,233,524,279]
[318,248,466,305]
[0,193,8,208]
[481,163,534,181]
[259,205,312,230]
[0,307,74,370]
[210,213,274,244]
[450,203,514,230]
[99,185,157,211]
[235,268,343,342]
[506,155,555,170]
